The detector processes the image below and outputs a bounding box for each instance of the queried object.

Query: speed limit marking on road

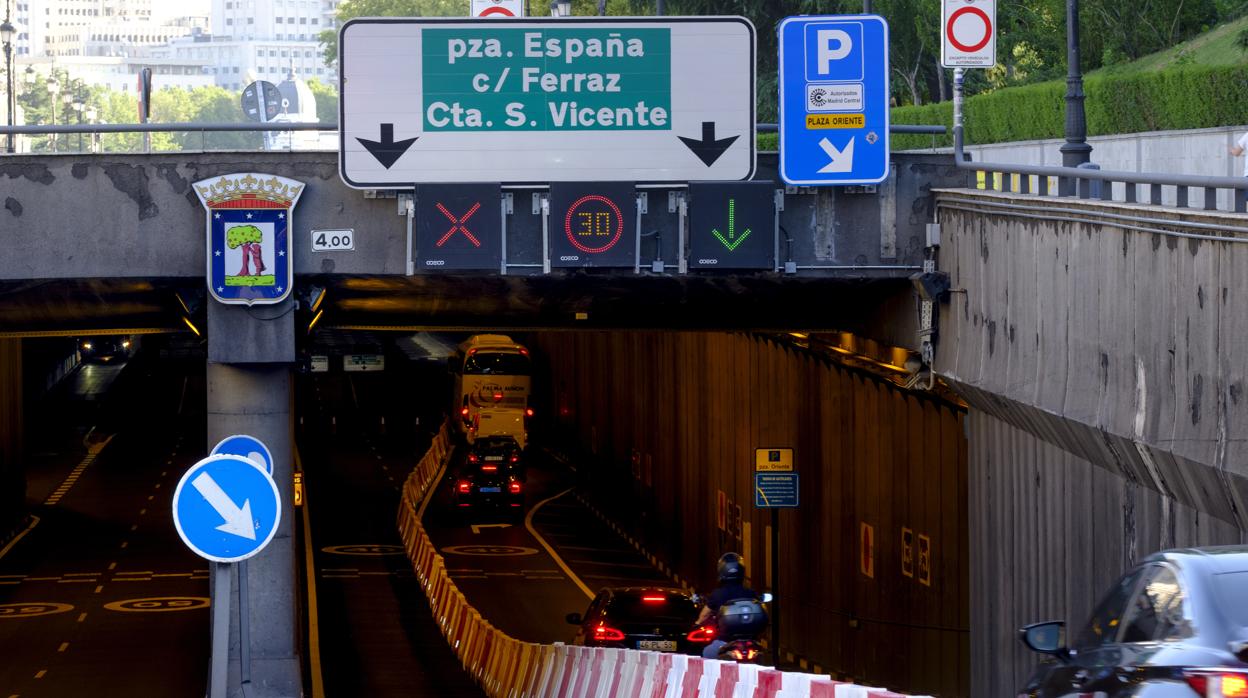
[941,0,996,68]
[311,228,354,252]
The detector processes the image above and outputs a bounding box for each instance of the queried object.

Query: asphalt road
[300,366,483,698]
[0,354,210,698]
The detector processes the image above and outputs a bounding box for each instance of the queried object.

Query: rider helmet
[717,552,745,583]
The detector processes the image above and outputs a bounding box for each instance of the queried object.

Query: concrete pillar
[206,300,301,698]
[0,339,24,537]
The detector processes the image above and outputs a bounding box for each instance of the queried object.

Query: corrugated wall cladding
[533,332,968,697]
[969,409,1248,698]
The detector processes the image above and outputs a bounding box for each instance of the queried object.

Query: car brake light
[687,626,715,642]
[593,624,625,642]
[1185,671,1248,697]
[468,454,479,463]
[457,480,471,493]
[642,595,666,603]
[511,454,520,463]
[519,348,529,356]
[481,465,497,472]
[525,408,534,417]
[492,391,503,402]
[461,407,469,418]
[509,481,522,494]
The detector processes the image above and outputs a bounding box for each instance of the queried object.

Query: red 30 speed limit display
[941,0,995,68]
[549,182,636,268]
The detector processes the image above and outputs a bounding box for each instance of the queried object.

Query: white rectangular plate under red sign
[941,0,995,68]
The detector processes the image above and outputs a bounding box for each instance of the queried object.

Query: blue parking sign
[779,16,890,186]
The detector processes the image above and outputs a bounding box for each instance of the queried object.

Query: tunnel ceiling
[1,274,914,337]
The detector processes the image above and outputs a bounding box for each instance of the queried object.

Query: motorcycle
[691,592,774,664]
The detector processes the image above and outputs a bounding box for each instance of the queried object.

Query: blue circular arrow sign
[210,434,274,475]
[172,454,281,563]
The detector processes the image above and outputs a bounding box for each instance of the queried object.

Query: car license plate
[485,456,504,461]
[637,640,676,652]
[478,487,501,493]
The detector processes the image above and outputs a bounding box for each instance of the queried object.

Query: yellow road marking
[57,642,68,653]
[296,448,325,698]
[34,670,46,679]
[0,516,40,561]
[108,563,116,571]
[93,586,103,594]
[77,613,87,622]
[525,488,594,600]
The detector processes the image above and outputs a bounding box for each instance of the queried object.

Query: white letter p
[817,29,852,73]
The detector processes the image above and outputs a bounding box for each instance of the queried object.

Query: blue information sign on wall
[172,454,281,563]
[755,472,800,508]
[778,16,890,186]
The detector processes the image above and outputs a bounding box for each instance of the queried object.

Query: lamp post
[1,16,15,154]
[46,74,59,152]
[1059,0,1092,193]
[72,91,83,152]
[84,106,97,153]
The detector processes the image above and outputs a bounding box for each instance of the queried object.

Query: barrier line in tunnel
[525,489,594,600]
[295,448,326,698]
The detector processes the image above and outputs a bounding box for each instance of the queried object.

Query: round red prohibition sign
[564,195,624,254]
[478,6,514,16]
[946,6,993,53]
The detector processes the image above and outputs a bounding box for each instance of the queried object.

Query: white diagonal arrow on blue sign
[191,472,256,540]
[817,137,855,174]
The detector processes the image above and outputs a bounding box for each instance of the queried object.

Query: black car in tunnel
[1018,546,1248,697]
[566,587,708,655]
[466,436,526,482]
[452,460,524,518]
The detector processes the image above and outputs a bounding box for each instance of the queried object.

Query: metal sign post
[172,453,281,698]
[754,448,796,661]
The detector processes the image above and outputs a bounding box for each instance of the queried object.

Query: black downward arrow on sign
[356,123,418,169]
[678,122,739,167]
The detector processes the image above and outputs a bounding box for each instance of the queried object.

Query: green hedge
[889,64,1248,150]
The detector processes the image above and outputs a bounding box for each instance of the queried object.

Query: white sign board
[472,0,523,17]
[941,0,995,68]
[343,354,385,372]
[310,355,329,373]
[338,17,756,187]
[311,228,354,251]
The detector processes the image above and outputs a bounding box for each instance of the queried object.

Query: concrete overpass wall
[533,331,968,697]
[936,190,1248,696]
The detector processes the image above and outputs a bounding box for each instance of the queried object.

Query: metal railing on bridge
[950,70,1248,214]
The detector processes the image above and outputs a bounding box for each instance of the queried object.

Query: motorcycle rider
[696,552,760,659]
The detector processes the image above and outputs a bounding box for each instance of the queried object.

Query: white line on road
[525,488,594,600]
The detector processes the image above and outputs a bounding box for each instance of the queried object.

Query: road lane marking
[104,597,210,612]
[34,670,46,679]
[129,525,138,532]
[569,559,657,569]
[160,471,167,477]
[77,613,87,622]
[57,642,68,653]
[359,571,391,576]
[120,542,129,549]
[108,563,116,570]
[26,577,59,581]
[93,586,103,594]
[57,579,97,584]
[295,448,326,698]
[147,495,154,501]
[0,603,74,618]
[525,488,594,600]
[116,571,153,575]
[139,509,147,516]
[152,573,192,578]
[0,516,40,561]
[63,572,97,577]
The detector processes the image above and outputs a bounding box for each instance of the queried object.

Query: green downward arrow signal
[712,198,751,251]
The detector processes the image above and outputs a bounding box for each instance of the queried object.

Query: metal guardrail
[0,121,947,136]
[950,70,1248,213]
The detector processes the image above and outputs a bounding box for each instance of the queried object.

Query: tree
[319,0,468,67]
[307,78,339,123]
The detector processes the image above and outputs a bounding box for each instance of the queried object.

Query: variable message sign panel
[549,182,636,268]
[339,17,755,187]
[688,181,775,269]
[416,183,503,270]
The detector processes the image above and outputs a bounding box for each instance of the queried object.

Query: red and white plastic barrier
[396,423,933,698]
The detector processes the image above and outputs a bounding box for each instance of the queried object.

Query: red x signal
[435,202,483,248]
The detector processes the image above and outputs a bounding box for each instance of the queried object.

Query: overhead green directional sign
[688,182,775,270]
[338,17,756,188]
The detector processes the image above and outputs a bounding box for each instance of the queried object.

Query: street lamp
[72,92,83,152]
[1059,0,1092,193]
[549,0,571,17]
[1,16,16,154]
[84,106,97,153]
[46,74,59,152]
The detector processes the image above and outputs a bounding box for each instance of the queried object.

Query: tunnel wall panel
[968,408,1247,698]
[535,331,968,697]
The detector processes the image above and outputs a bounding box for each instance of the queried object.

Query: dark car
[1018,546,1248,697]
[465,436,526,482]
[566,587,710,655]
[80,337,132,363]
[453,460,524,518]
